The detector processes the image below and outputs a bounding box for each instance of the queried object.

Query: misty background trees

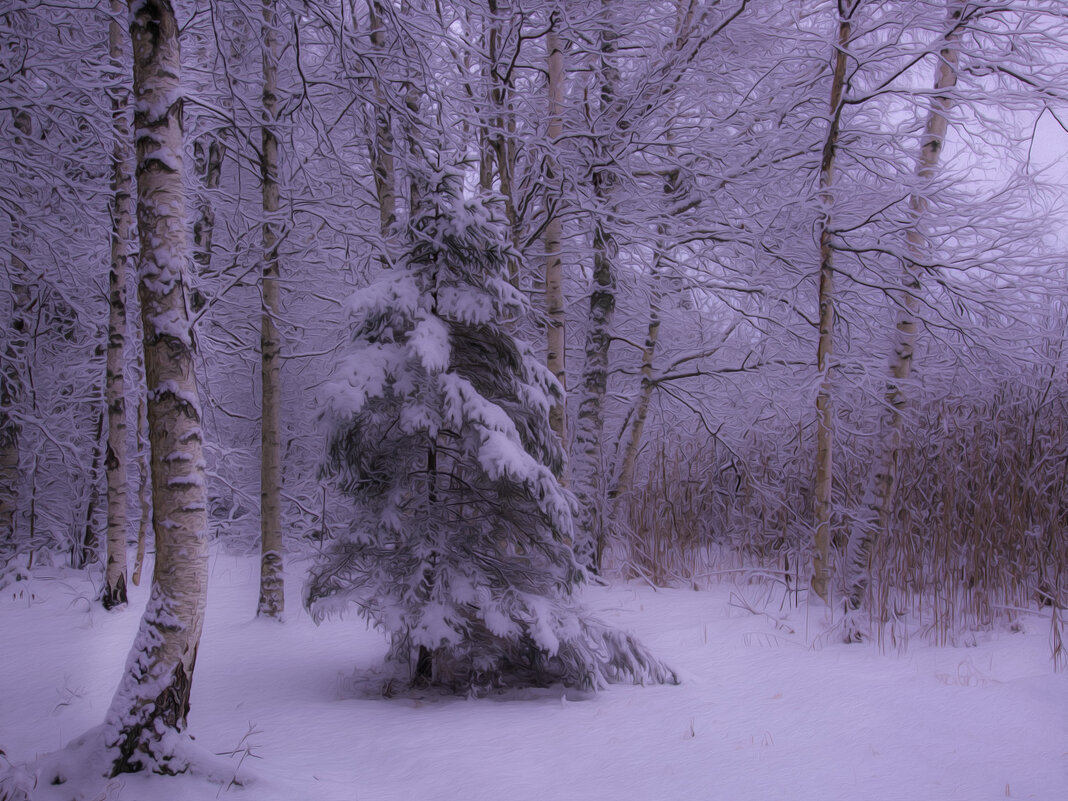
[1,0,1067,776]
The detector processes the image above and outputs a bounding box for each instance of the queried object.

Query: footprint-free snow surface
[1,553,1065,800]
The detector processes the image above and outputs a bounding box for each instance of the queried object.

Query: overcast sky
[1031,109,1068,180]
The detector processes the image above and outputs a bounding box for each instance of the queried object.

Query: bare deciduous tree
[102,0,134,610]
[257,0,285,620]
[811,0,858,604]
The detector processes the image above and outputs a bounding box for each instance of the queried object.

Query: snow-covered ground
[1,553,1065,801]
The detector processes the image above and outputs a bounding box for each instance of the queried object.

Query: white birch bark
[105,0,210,774]
[103,0,133,610]
[131,395,150,586]
[191,137,223,279]
[845,1,962,612]
[571,0,620,571]
[609,254,664,514]
[811,1,857,604]
[257,0,285,619]
[189,6,224,285]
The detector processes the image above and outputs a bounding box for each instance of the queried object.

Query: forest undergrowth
[615,377,1068,668]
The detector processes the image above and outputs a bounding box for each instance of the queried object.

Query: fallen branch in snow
[214,722,263,796]
[728,591,796,635]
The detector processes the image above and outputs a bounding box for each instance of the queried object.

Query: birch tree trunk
[105,0,210,774]
[131,395,150,586]
[189,2,224,286]
[257,0,285,619]
[544,17,567,461]
[191,137,224,280]
[0,111,35,552]
[480,0,521,285]
[399,0,424,215]
[811,0,856,604]
[607,0,695,504]
[76,399,104,570]
[608,251,664,513]
[607,21,693,512]
[571,0,620,572]
[0,281,29,551]
[102,0,133,610]
[128,288,151,588]
[845,1,962,612]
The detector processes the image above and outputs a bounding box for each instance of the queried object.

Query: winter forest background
[1,0,1067,798]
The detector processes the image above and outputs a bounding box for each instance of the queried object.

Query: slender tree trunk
[606,0,695,507]
[0,111,35,552]
[415,438,439,684]
[131,395,150,586]
[811,0,856,604]
[571,0,620,572]
[191,137,224,282]
[75,400,105,570]
[189,0,224,289]
[393,0,424,212]
[846,1,961,612]
[607,94,695,513]
[257,0,285,619]
[481,0,521,285]
[105,0,210,774]
[103,0,134,609]
[367,0,396,240]
[478,4,496,194]
[128,298,151,588]
[0,281,30,551]
[609,252,665,513]
[544,17,567,462]
[572,214,617,572]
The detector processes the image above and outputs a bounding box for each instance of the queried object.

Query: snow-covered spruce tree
[306,172,676,693]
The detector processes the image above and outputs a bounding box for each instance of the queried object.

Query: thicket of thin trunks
[617,373,1067,660]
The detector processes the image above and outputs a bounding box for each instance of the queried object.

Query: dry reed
[616,376,1067,664]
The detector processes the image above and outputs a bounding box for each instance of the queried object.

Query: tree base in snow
[101,573,128,611]
[0,724,245,801]
[346,612,679,698]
